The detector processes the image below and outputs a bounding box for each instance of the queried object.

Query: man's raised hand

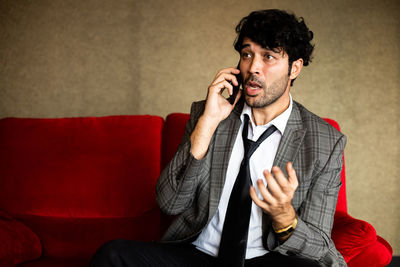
[202,68,242,124]
[250,162,298,230]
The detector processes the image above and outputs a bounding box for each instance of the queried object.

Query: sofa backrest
[322,118,347,213]
[162,113,347,214]
[0,115,164,258]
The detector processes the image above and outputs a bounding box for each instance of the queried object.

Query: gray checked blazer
[156,98,347,267]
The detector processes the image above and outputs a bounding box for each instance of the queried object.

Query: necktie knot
[242,114,277,160]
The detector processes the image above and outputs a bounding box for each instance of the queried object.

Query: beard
[244,73,290,108]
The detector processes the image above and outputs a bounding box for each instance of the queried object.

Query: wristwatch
[273,216,298,238]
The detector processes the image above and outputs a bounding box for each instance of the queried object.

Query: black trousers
[90,239,321,267]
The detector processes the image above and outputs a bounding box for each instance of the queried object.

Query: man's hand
[190,68,242,160]
[250,162,298,230]
[202,68,242,123]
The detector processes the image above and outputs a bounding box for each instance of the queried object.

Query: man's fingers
[250,186,270,212]
[232,89,242,105]
[212,74,238,88]
[269,164,298,192]
[255,179,275,205]
[271,166,289,187]
[213,68,241,86]
[263,169,282,197]
[209,80,233,95]
[216,67,240,77]
[286,162,299,189]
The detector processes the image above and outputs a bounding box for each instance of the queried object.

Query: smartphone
[228,63,242,105]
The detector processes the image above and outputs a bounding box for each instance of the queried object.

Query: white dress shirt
[192,95,293,259]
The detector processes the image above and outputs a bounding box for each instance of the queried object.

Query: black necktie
[217,114,277,267]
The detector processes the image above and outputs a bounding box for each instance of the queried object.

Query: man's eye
[265,54,274,60]
[241,52,251,58]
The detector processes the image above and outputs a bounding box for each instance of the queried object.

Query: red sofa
[0,114,393,266]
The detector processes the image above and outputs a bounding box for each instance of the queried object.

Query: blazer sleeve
[266,134,347,265]
[156,101,212,215]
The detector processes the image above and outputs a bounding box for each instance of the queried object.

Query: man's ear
[289,58,303,80]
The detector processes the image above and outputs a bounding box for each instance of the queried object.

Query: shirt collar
[240,94,293,135]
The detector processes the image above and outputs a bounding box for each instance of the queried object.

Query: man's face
[239,37,291,109]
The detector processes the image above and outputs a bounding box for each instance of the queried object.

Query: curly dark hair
[234,9,314,85]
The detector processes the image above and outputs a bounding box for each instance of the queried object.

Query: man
[91,9,346,267]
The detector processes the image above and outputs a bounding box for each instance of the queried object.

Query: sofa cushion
[331,211,377,262]
[0,211,42,266]
[15,211,161,259]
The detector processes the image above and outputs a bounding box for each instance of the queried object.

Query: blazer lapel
[208,100,244,220]
[272,102,306,177]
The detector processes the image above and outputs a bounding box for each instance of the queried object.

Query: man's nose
[249,56,263,74]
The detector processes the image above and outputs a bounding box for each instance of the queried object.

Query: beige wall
[1,0,399,255]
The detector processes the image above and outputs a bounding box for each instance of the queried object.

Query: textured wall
[1,0,399,254]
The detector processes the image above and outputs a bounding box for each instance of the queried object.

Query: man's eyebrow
[240,44,251,50]
[269,47,283,54]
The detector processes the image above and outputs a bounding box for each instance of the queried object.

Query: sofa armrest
[346,235,393,267]
[332,211,387,263]
[0,211,42,266]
